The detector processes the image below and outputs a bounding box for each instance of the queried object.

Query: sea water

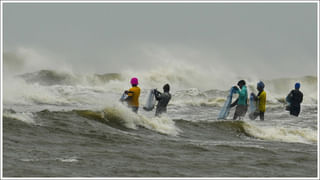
[2,64,318,177]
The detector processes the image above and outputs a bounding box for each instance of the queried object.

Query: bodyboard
[143,89,156,111]
[218,87,236,119]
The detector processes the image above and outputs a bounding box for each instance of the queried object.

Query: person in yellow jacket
[124,77,140,113]
[249,81,266,120]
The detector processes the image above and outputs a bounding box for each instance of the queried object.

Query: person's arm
[230,98,238,108]
[251,93,258,101]
[124,90,133,101]
[233,86,239,93]
[300,92,303,104]
[154,89,162,101]
[286,90,293,103]
[229,86,240,107]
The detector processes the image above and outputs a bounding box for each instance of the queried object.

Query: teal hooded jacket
[236,85,248,105]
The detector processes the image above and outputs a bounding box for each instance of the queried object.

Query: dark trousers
[131,106,139,113]
[290,105,300,117]
[249,111,265,120]
[233,105,248,120]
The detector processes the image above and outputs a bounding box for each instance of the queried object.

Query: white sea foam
[3,111,36,125]
[103,102,181,136]
[243,121,317,144]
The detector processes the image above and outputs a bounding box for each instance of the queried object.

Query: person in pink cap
[124,77,141,113]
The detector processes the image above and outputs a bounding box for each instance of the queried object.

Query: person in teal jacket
[230,80,248,120]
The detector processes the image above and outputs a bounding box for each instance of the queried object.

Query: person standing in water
[230,80,248,120]
[154,84,171,117]
[124,77,140,113]
[286,82,303,117]
[249,81,266,120]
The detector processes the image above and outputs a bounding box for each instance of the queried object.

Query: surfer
[124,77,141,113]
[154,84,171,116]
[286,82,303,117]
[249,81,266,120]
[230,80,248,120]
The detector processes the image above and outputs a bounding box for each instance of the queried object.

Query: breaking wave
[181,120,317,145]
[242,121,317,144]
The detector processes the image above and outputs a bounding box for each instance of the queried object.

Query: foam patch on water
[20,157,79,163]
[56,157,79,162]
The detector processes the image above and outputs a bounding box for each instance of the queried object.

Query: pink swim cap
[130,77,138,85]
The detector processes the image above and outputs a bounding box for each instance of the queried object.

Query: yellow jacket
[127,86,140,107]
[258,90,266,112]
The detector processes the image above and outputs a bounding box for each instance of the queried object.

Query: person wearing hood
[124,77,141,113]
[230,80,248,120]
[286,82,303,117]
[154,84,171,116]
[249,81,266,120]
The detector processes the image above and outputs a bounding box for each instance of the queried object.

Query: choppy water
[2,69,318,177]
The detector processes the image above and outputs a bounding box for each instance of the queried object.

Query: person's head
[130,77,138,86]
[163,83,170,92]
[237,80,246,88]
[257,81,265,91]
[295,82,300,90]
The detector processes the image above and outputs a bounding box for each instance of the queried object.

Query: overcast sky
[3,2,318,78]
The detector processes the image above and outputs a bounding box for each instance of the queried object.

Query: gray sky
[3,2,318,78]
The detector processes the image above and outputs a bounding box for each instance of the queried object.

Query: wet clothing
[290,105,301,116]
[126,86,140,113]
[257,90,266,113]
[235,85,248,105]
[249,111,264,121]
[287,89,303,117]
[231,85,248,120]
[131,106,139,113]
[249,90,266,121]
[233,104,248,120]
[154,90,171,116]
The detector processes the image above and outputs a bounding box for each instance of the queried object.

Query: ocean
[2,67,318,177]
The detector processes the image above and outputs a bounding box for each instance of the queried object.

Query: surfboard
[218,87,236,119]
[143,89,156,111]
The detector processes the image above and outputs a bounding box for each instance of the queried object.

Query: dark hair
[163,84,170,92]
[237,80,246,86]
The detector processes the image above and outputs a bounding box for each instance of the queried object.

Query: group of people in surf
[121,77,304,119]
[121,77,172,117]
[229,80,303,120]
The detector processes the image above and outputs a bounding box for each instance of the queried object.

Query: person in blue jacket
[230,80,248,120]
